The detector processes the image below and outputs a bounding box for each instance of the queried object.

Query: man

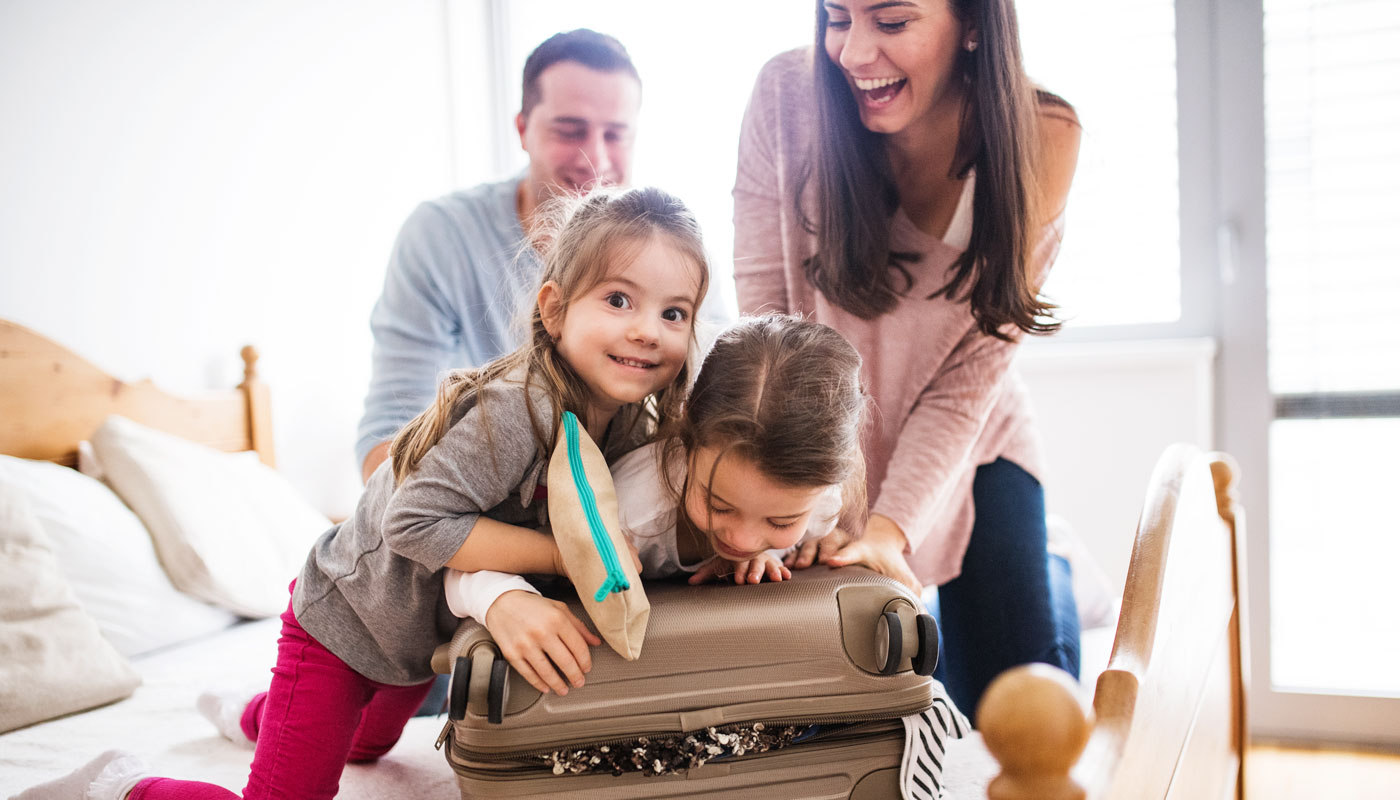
[356,29,643,481]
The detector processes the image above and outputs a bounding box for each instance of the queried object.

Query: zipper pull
[435,720,452,751]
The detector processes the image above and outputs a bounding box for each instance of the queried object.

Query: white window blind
[1264,0,1400,697]
[1266,0,1400,395]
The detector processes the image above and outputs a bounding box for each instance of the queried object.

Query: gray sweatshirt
[295,368,642,685]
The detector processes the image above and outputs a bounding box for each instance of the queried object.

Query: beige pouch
[546,411,649,660]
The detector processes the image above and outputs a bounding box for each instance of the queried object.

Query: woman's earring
[965,39,978,52]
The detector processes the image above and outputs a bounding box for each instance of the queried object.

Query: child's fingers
[542,638,588,690]
[789,539,821,569]
[521,648,572,696]
[687,558,721,584]
[747,559,766,584]
[764,558,786,582]
[567,612,603,648]
[507,656,553,695]
[816,532,848,564]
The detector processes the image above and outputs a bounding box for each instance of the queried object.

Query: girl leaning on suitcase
[21,186,709,800]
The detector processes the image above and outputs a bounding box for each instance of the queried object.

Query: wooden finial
[1207,451,1240,525]
[979,664,1091,800]
[240,345,260,384]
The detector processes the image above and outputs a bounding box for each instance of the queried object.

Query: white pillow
[89,415,332,618]
[0,484,142,732]
[0,454,237,657]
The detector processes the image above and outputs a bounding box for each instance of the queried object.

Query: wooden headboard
[0,319,275,467]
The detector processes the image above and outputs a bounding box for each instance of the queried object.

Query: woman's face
[822,0,970,137]
[684,446,830,561]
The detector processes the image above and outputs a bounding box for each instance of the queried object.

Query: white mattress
[3,616,1111,799]
[1,618,453,799]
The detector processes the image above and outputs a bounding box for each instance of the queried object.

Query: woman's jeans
[929,457,1080,723]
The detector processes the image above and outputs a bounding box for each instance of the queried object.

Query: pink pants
[129,598,434,800]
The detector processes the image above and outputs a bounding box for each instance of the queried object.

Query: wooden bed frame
[976,444,1250,800]
[0,319,275,467]
[0,318,1247,800]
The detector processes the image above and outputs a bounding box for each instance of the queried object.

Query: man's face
[518,61,642,201]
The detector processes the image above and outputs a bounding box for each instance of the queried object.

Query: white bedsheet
[1,618,453,799]
[3,616,1110,799]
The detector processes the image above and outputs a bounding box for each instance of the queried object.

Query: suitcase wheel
[878,610,903,675]
[487,655,510,724]
[448,655,471,721]
[912,613,940,676]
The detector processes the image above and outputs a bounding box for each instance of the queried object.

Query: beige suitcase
[430,566,939,798]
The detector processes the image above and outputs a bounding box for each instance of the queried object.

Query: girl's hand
[823,515,923,595]
[483,590,602,696]
[783,528,855,570]
[687,552,791,585]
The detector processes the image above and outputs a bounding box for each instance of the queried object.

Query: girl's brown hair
[802,0,1077,341]
[662,314,869,533]
[390,186,710,484]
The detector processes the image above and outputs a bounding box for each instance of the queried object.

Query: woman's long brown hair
[801,0,1075,341]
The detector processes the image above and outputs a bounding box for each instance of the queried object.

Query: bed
[0,318,1247,800]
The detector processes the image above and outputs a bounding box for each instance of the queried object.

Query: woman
[732,0,1081,720]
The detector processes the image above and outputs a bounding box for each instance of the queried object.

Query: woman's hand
[687,552,792,585]
[483,590,601,696]
[822,515,923,595]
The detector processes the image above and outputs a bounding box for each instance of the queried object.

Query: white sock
[12,750,146,800]
[85,753,148,800]
[196,686,258,747]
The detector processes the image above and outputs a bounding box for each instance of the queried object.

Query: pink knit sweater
[732,48,1065,585]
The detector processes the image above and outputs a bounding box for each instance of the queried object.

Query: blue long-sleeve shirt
[356,175,541,465]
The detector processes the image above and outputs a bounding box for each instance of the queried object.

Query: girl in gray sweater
[32,187,710,800]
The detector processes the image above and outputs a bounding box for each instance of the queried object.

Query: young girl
[446,314,869,695]
[25,186,710,800]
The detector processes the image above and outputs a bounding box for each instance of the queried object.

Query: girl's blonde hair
[662,314,869,533]
[391,186,710,484]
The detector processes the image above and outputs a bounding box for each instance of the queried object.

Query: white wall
[0,0,497,518]
[1019,338,1217,589]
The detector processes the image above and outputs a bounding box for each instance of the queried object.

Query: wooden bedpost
[1209,452,1250,800]
[978,663,1091,800]
[239,345,276,468]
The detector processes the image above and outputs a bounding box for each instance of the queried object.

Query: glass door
[1221,0,1400,745]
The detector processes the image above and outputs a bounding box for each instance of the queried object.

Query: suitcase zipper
[449,708,919,763]
[450,719,902,777]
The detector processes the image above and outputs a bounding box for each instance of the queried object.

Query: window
[1263,0,1400,697]
[1020,0,1181,328]
[501,0,814,320]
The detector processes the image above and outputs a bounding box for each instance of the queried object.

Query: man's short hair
[521,29,641,119]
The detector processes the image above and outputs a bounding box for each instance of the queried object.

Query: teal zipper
[561,411,630,601]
